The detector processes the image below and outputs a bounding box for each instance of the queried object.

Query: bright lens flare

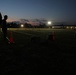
[47,21,52,25]
[21,24,24,27]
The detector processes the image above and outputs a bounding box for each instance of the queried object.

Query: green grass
[11,29,76,51]
[0,28,76,74]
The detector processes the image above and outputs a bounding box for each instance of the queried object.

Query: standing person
[1,15,8,42]
[0,12,2,24]
[0,13,2,32]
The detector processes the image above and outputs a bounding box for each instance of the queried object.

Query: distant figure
[1,15,8,42]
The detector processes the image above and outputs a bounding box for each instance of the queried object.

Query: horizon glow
[0,0,76,25]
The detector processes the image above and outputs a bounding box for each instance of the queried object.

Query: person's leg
[2,30,7,41]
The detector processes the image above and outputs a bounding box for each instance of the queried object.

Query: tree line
[6,22,47,28]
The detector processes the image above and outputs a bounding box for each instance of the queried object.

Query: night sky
[0,0,76,24]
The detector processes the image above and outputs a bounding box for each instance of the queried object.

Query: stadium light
[52,26,54,29]
[21,24,24,28]
[71,26,73,29]
[66,26,69,29]
[47,21,52,25]
[47,21,52,28]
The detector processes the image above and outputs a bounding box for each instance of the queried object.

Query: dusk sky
[0,0,76,24]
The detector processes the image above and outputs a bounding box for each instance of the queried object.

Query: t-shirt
[2,19,7,30]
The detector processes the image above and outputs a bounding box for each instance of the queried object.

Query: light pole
[20,24,24,30]
[47,21,52,28]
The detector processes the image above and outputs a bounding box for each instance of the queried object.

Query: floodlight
[47,21,52,25]
[21,24,24,27]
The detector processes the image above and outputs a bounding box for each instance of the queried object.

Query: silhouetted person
[2,15,8,42]
[0,12,2,24]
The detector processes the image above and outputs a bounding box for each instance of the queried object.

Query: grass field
[0,28,76,74]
